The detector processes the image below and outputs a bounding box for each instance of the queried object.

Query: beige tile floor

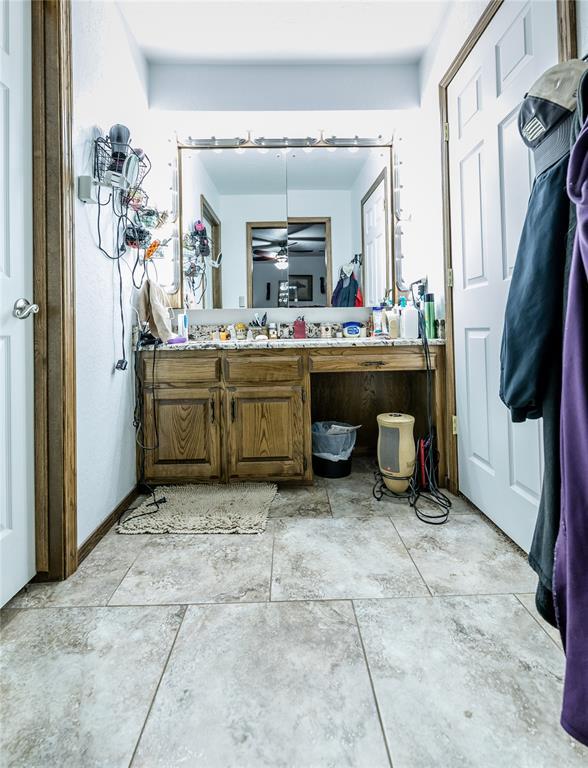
[2,459,586,767]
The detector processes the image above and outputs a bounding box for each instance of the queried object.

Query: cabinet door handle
[210,397,215,424]
[231,397,236,422]
[360,360,385,367]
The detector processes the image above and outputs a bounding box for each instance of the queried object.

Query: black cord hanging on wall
[89,124,153,371]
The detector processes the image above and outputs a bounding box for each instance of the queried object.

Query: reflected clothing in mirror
[332,272,361,307]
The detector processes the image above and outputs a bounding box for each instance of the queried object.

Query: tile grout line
[350,600,394,768]
[386,515,433,597]
[268,527,277,601]
[513,594,563,650]
[105,542,151,607]
[128,604,189,767]
[6,590,553,612]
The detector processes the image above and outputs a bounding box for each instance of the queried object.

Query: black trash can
[311,421,359,479]
[312,453,352,478]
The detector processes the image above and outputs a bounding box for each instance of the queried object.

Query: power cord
[120,339,167,527]
[372,299,452,524]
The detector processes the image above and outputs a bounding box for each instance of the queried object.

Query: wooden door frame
[200,194,222,308]
[246,218,333,308]
[31,0,77,581]
[288,216,333,306]
[360,167,390,305]
[438,0,577,494]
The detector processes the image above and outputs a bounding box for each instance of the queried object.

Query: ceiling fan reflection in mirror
[252,225,318,270]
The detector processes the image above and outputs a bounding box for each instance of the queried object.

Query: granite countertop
[147,337,446,351]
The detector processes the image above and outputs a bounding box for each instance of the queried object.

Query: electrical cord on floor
[371,302,452,525]
[120,340,167,527]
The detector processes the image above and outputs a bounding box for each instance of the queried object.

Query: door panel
[227,386,304,479]
[498,106,534,279]
[362,176,387,306]
[448,0,557,551]
[144,387,221,481]
[0,0,34,605]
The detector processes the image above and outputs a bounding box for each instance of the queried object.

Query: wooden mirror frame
[178,141,395,310]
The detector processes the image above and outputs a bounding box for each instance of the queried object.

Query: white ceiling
[118,0,450,64]
[190,146,380,194]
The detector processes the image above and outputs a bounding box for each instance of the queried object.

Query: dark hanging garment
[553,97,588,747]
[500,60,588,627]
[331,274,359,308]
[499,154,571,626]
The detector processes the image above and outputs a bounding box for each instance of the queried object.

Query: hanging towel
[137,278,174,342]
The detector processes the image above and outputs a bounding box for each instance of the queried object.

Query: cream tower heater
[377,413,416,493]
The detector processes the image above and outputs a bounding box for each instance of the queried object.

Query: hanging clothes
[500,60,588,627]
[331,272,359,307]
[553,72,588,749]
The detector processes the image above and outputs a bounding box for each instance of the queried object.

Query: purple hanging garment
[553,114,588,747]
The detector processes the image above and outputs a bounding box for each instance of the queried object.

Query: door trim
[32,0,77,580]
[200,194,222,309]
[438,0,577,494]
[361,168,391,303]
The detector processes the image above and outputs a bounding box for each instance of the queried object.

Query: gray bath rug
[117,483,277,535]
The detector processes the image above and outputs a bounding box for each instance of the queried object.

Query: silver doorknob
[13,298,40,319]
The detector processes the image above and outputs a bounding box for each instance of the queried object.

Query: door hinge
[302,388,306,403]
[447,267,454,288]
[303,456,308,472]
[452,415,458,436]
[443,122,450,142]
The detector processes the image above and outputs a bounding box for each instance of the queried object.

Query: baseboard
[77,486,140,565]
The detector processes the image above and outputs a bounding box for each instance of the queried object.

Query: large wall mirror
[177,140,394,309]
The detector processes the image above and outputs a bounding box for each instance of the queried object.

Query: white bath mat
[117,483,277,535]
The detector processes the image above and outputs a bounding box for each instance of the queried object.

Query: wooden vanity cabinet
[226,385,305,480]
[139,344,450,488]
[140,349,310,484]
[143,386,222,481]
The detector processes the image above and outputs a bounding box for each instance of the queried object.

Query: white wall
[220,194,288,307]
[72,0,148,545]
[579,0,588,56]
[149,62,420,112]
[399,1,489,317]
[288,189,353,281]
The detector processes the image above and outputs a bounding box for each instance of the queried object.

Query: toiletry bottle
[401,302,419,339]
[385,306,400,339]
[424,293,436,339]
[372,306,383,335]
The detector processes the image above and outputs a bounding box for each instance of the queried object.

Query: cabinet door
[227,386,305,479]
[143,387,221,482]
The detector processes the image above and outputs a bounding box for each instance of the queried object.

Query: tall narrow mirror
[287,146,392,308]
[180,149,287,308]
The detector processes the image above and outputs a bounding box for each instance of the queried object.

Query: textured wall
[149,62,420,112]
[72,0,148,545]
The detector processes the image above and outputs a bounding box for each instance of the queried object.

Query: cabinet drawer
[309,348,431,373]
[143,354,219,386]
[224,353,304,383]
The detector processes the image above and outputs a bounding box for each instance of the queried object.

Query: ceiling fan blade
[253,249,278,259]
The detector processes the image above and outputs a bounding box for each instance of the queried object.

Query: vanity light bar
[177,134,393,149]
[184,136,247,148]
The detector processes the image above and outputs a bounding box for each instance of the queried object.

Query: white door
[362,176,387,305]
[0,0,35,605]
[448,0,558,551]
